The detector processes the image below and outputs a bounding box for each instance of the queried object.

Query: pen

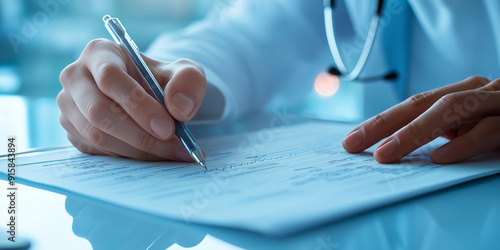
[102,15,207,170]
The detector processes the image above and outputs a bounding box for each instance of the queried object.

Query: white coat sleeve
[146,0,331,123]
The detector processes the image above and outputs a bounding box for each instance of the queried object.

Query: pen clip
[103,15,139,51]
[103,15,125,45]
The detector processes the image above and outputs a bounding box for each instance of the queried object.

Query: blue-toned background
[0,0,232,96]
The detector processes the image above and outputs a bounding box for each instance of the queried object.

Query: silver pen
[102,15,207,170]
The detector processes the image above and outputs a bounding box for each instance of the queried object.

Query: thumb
[162,59,207,122]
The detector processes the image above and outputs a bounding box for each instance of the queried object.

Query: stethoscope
[323,0,398,82]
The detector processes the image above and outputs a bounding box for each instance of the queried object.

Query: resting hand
[343,76,500,164]
[57,39,206,161]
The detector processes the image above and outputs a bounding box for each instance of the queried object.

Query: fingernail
[172,92,195,117]
[376,136,399,157]
[175,145,192,162]
[150,116,172,139]
[344,129,364,148]
[432,145,450,160]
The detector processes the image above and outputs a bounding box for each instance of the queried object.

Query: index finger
[374,89,500,163]
[82,39,175,141]
[342,76,490,154]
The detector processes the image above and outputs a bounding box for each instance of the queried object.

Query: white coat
[148,0,500,122]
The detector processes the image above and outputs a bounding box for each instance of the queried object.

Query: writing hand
[57,39,206,161]
[343,76,500,164]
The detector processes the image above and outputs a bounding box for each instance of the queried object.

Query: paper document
[2,122,500,236]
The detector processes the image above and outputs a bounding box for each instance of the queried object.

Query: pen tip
[191,149,207,170]
[201,161,208,170]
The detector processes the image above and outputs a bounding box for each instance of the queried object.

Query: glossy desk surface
[1,95,499,250]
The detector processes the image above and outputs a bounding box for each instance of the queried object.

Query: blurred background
[0,0,233,96]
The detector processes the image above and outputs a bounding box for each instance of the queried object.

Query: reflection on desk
[63,173,500,250]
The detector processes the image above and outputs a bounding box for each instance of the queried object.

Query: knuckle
[170,65,207,97]
[56,91,66,108]
[405,91,432,108]
[125,99,140,118]
[137,131,160,153]
[59,115,70,131]
[178,65,204,79]
[438,93,466,109]
[67,134,83,150]
[371,113,389,129]
[467,75,490,87]
[175,58,195,66]
[85,124,108,148]
[83,38,114,56]
[406,122,424,138]
[86,99,108,125]
[70,137,91,154]
[174,58,205,76]
[95,64,121,94]
[59,62,78,87]
[77,146,92,154]
[484,78,500,91]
